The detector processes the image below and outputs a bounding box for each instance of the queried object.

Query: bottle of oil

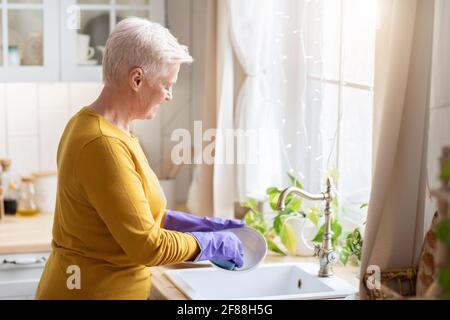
[0,186,5,221]
[16,176,39,217]
[0,159,18,215]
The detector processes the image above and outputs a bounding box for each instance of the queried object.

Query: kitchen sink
[164,262,357,300]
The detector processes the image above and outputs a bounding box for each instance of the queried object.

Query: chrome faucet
[276,177,338,277]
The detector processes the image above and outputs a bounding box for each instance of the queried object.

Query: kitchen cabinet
[0,0,165,82]
[60,0,165,81]
[0,0,59,82]
[0,251,50,299]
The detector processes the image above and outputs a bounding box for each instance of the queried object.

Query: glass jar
[16,176,39,217]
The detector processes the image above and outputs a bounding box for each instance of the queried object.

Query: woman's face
[134,63,180,120]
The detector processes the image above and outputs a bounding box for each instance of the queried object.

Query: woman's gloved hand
[189,231,244,268]
[164,210,245,233]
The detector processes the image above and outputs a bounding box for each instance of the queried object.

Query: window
[304,0,376,225]
[271,0,376,226]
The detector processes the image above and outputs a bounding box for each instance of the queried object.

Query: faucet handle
[326,251,339,264]
[313,244,321,258]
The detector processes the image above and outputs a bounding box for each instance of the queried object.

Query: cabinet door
[0,0,59,82]
[0,251,50,300]
[60,0,165,82]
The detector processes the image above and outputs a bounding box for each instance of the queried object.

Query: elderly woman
[36,18,244,300]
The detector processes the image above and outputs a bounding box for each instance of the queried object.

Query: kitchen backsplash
[0,82,103,176]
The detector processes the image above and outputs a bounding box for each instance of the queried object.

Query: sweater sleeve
[76,136,200,266]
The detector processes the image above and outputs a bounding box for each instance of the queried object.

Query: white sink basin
[164,262,357,300]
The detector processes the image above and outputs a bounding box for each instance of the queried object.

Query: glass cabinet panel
[8,0,42,3]
[117,9,149,23]
[116,0,150,5]
[0,0,59,81]
[8,9,43,66]
[61,0,160,81]
[77,10,109,66]
[77,0,109,4]
[116,0,151,30]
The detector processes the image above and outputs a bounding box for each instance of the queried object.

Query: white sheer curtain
[189,0,376,220]
[212,0,300,217]
[230,0,283,203]
[211,0,235,218]
[260,0,375,224]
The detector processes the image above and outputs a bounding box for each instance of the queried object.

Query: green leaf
[273,212,290,235]
[306,207,322,226]
[339,248,350,265]
[243,207,267,235]
[287,172,303,189]
[312,218,343,248]
[307,213,318,226]
[268,189,281,211]
[440,161,450,183]
[266,237,286,255]
[244,210,255,225]
[285,195,302,212]
[266,187,280,195]
[331,219,342,246]
[437,218,450,247]
[360,203,368,209]
[339,227,363,264]
[254,224,267,235]
[273,214,282,235]
[241,198,258,211]
[279,222,297,256]
[244,209,259,225]
[313,224,325,243]
[439,266,450,291]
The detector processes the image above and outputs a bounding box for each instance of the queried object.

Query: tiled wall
[0,82,104,176]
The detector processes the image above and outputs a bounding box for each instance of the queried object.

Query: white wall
[0,0,207,204]
[0,82,103,175]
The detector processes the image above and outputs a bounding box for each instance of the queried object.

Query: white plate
[212,226,267,272]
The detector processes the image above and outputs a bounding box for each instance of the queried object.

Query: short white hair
[103,17,193,86]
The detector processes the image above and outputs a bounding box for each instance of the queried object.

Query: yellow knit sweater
[35,107,200,300]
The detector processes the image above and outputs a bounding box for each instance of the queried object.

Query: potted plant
[241,173,321,256]
[242,172,365,266]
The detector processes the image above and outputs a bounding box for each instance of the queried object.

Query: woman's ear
[129,67,144,92]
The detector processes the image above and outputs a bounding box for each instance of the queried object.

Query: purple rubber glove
[164,210,245,233]
[190,231,244,268]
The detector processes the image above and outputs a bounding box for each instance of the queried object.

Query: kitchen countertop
[149,255,360,300]
[0,213,53,254]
